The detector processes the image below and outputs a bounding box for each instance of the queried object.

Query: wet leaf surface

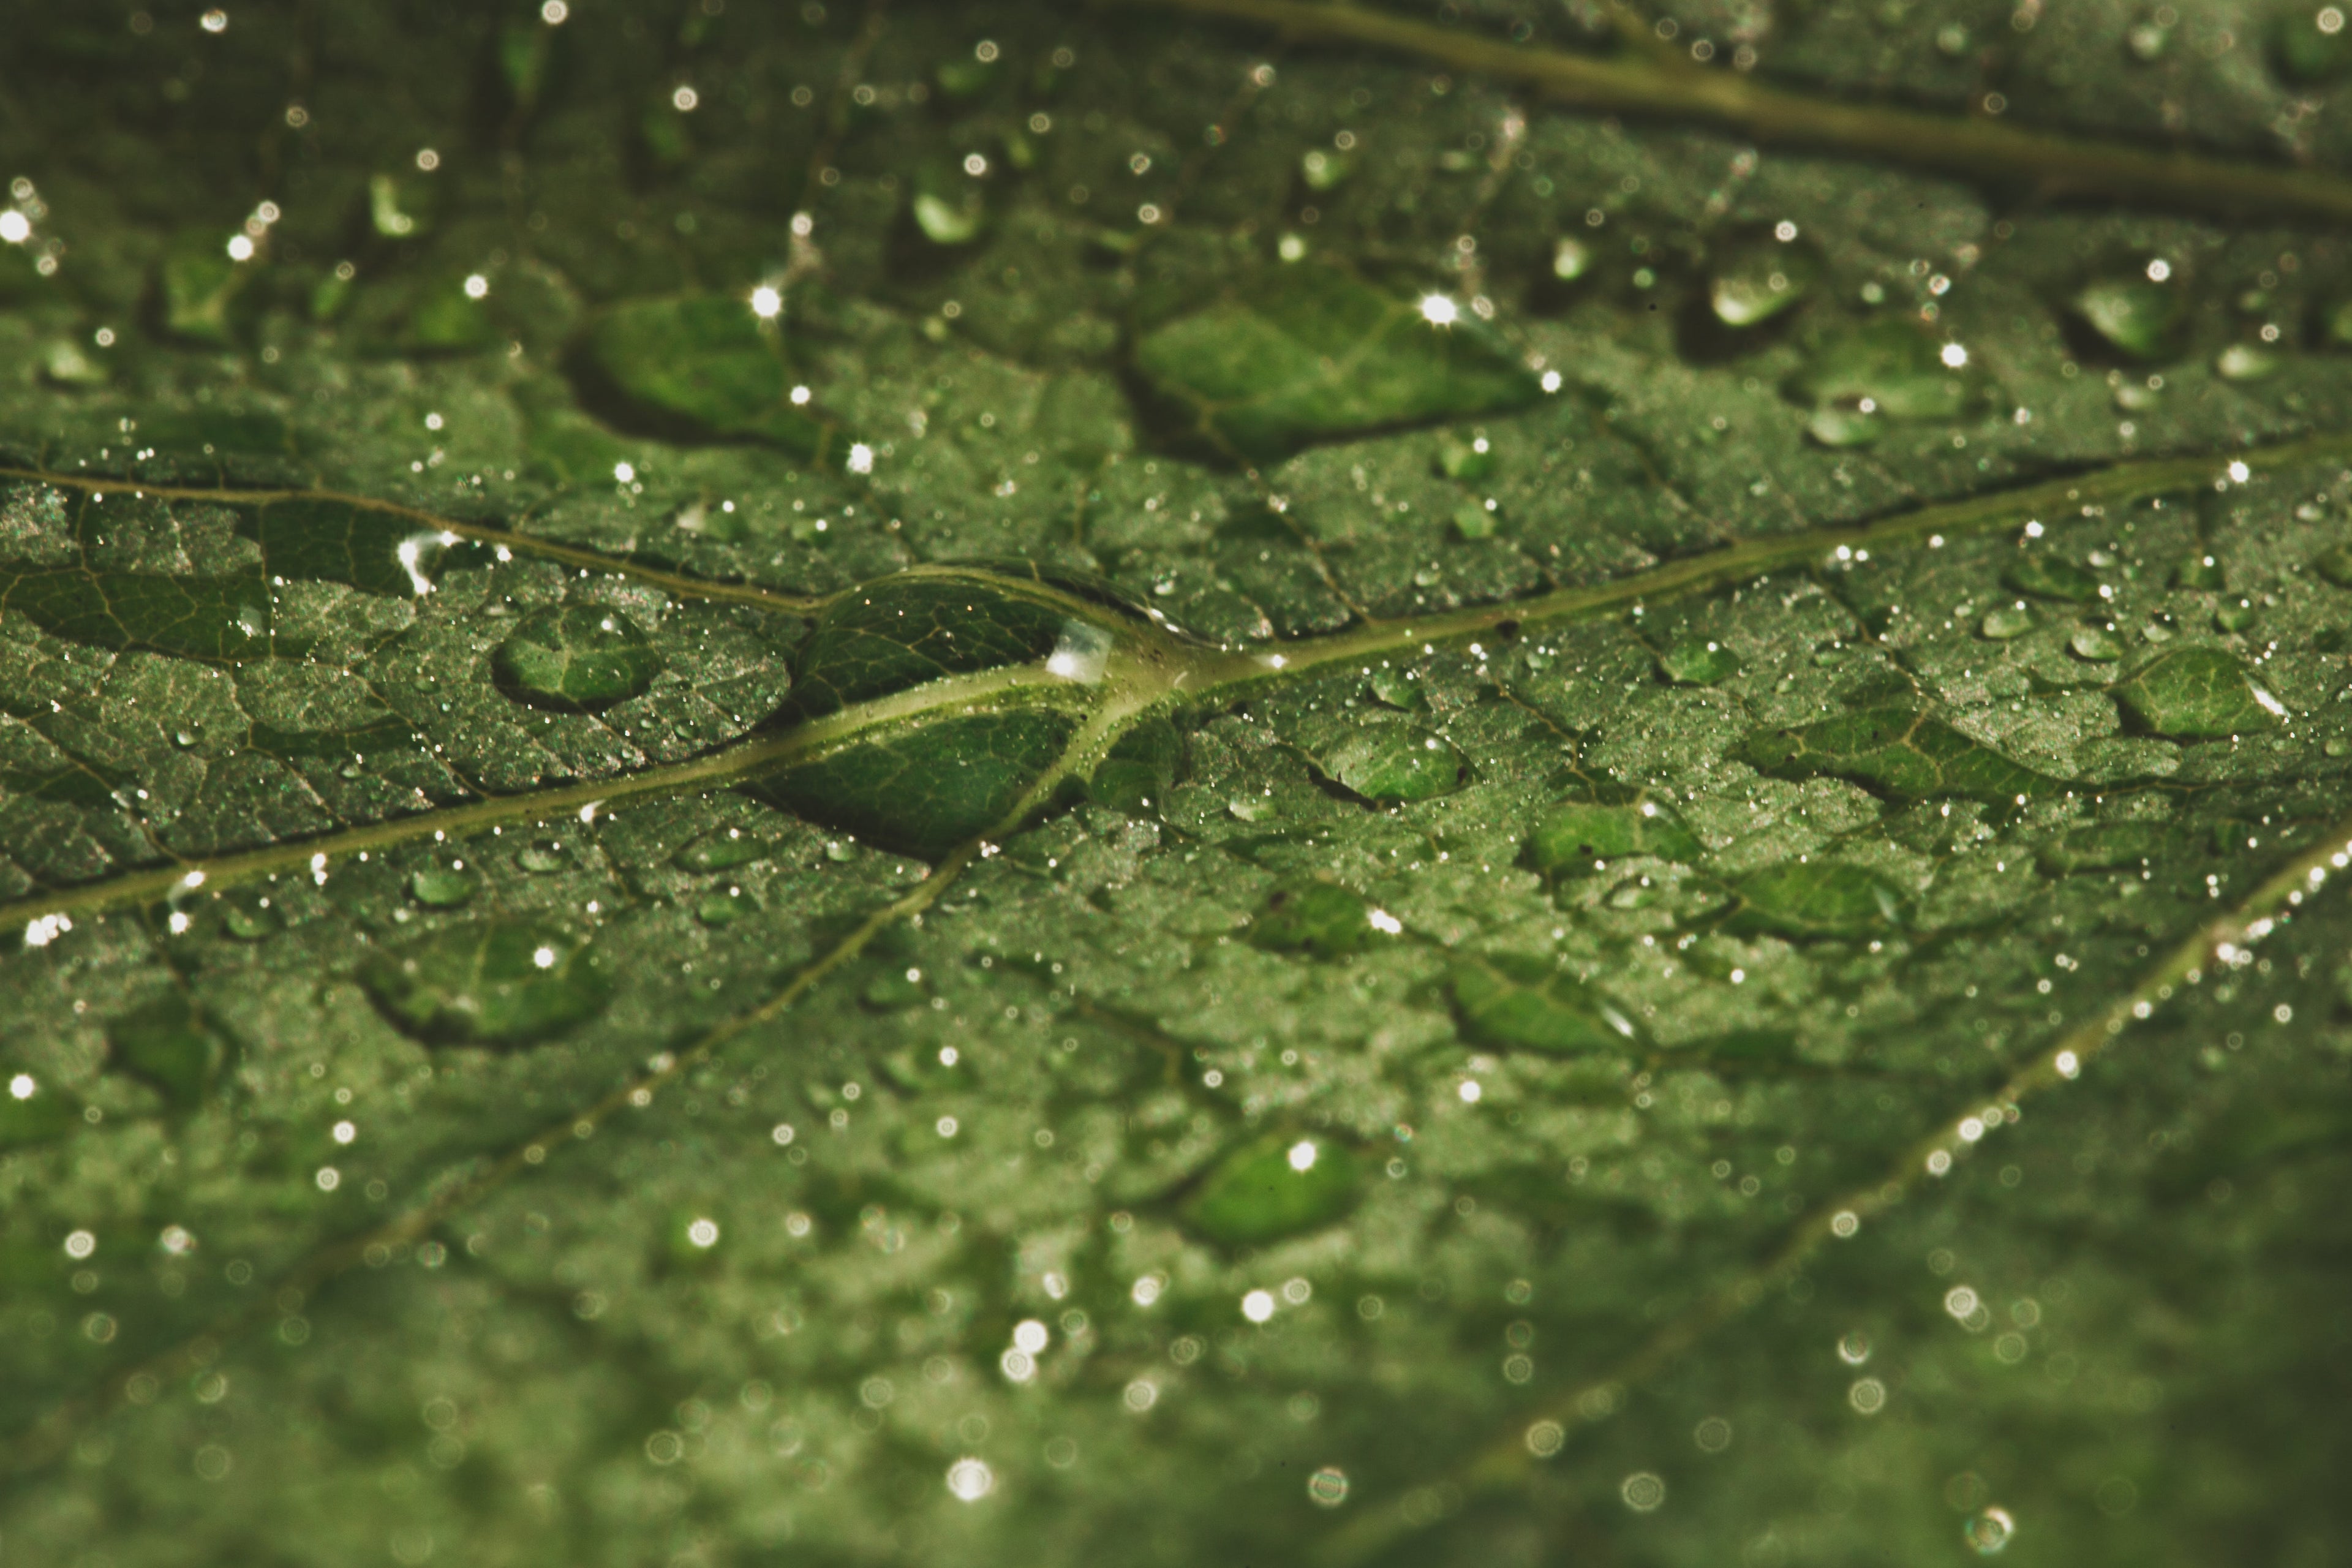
[3,4,2352,1566]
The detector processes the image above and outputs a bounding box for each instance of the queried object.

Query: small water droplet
[1962,1506,2015,1555]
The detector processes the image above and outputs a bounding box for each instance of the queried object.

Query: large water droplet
[1449,952,1640,1052]
[1708,232,1820,328]
[2272,4,2352,84]
[1186,1131,1363,1245]
[1250,882,1382,956]
[1787,320,1968,447]
[2114,647,2285,738]
[493,604,660,710]
[361,920,612,1046]
[1528,801,1702,874]
[1311,721,1470,802]
[2070,265,2188,362]
[107,993,225,1111]
[1729,862,1907,940]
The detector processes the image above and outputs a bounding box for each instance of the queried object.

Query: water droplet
[2172,554,2226,590]
[361,921,611,1046]
[1250,883,1383,956]
[1656,636,1741,685]
[1300,148,1352,191]
[409,867,477,907]
[2070,266,2187,361]
[1310,720,1470,802]
[1980,603,2035,639]
[1529,801,1702,873]
[2311,543,2352,587]
[493,604,660,710]
[2274,5,2352,83]
[1435,434,1496,480]
[674,828,772,873]
[2068,624,2125,662]
[1550,236,1595,282]
[1620,1472,1667,1512]
[695,895,741,927]
[1788,320,1968,446]
[1450,952,1641,1052]
[515,840,569,873]
[1962,1506,2015,1555]
[1708,231,1820,328]
[1307,1466,1351,1506]
[1730,861,1907,940]
[2003,556,2102,603]
[1187,1132,1363,1245]
[107,993,224,1111]
[2114,648,2285,737]
[2215,341,2284,382]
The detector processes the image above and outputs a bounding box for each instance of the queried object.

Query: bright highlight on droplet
[225,234,255,262]
[532,946,558,969]
[686,1217,720,1248]
[1458,1079,1482,1104]
[2144,258,2172,282]
[1941,342,1969,368]
[331,1120,356,1145]
[612,461,636,484]
[1012,1319,1049,1354]
[201,8,228,32]
[790,384,812,405]
[462,273,488,300]
[540,0,568,21]
[1241,1289,1276,1323]
[8,1074,36,1101]
[671,85,699,113]
[0,211,29,245]
[1287,1139,1319,1172]
[1132,1273,1163,1306]
[747,284,783,320]
[946,1458,993,1501]
[2226,459,2250,483]
[846,443,875,475]
[1419,293,1460,326]
[64,1229,96,1259]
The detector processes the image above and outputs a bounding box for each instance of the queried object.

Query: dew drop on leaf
[1528,801,1702,874]
[2070,266,2188,361]
[1186,1131,1363,1245]
[492,603,661,710]
[1449,952,1641,1053]
[2114,647,2285,738]
[1708,231,1819,328]
[361,921,612,1046]
[1729,862,1908,941]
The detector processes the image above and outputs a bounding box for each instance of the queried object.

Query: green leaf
[1132,263,1544,460]
[11,7,2352,1565]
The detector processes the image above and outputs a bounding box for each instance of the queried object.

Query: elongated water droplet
[361,920,611,1046]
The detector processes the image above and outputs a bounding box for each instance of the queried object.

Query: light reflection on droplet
[1012,1319,1049,1355]
[945,1457,993,1501]
[1964,1506,2015,1554]
[1241,1289,1276,1323]
[1307,1466,1349,1507]
[1419,294,1460,327]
